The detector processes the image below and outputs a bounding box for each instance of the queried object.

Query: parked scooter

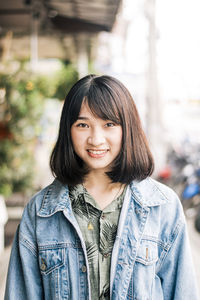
[181,177,200,211]
[157,145,191,195]
[180,165,200,233]
[157,142,200,233]
[195,207,200,232]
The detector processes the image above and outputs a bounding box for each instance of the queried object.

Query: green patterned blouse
[69,184,127,300]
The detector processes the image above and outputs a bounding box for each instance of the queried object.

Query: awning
[0,0,122,34]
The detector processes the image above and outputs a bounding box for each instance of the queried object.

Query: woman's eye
[105,122,115,127]
[76,123,89,128]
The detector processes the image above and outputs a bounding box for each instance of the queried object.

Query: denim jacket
[5,178,199,300]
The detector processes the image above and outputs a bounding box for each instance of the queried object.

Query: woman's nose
[87,128,106,146]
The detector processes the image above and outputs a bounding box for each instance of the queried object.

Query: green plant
[0,60,78,197]
[53,60,78,100]
[0,70,44,196]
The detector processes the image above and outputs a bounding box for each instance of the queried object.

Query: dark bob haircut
[50,74,154,185]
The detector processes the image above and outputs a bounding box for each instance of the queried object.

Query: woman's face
[71,102,122,173]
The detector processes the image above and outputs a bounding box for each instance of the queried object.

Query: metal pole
[30,14,39,70]
[145,0,166,173]
[75,33,89,79]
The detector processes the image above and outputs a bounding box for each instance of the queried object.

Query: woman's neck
[83,170,125,210]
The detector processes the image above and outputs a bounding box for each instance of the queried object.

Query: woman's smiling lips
[87,149,108,158]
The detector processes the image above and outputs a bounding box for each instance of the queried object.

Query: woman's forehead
[78,102,105,122]
[78,102,95,117]
[74,92,122,125]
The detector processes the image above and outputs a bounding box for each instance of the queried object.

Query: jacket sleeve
[4,193,44,300]
[157,217,199,300]
[4,225,43,300]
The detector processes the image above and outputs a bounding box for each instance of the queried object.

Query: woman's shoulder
[131,177,181,207]
[131,178,186,244]
[131,177,185,226]
[23,179,68,217]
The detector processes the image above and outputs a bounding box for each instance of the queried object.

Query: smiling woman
[71,102,123,175]
[5,75,199,300]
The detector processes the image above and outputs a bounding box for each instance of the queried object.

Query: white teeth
[88,150,107,154]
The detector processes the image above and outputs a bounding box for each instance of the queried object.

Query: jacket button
[103,253,109,258]
[81,265,87,272]
[101,213,105,219]
[41,263,47,271]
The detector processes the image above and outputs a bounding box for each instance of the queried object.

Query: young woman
[5,75,199,300]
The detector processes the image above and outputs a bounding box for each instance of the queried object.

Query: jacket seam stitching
[40,184,53,211]
[141,234,166,249]
[19,232,38,257]
[149,178,170,203]
[156,219,183,273]
[38,242,81,249]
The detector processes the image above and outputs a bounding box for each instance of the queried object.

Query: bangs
[85,84,121,124]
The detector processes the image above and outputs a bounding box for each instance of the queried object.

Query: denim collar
[37,179,70,217]
[130,177,170,207]
[37,178,169,217]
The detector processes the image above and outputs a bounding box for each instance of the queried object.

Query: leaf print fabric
[86,242,98,264]
[100,221,117,256]
[70,194,88,218]
[69,184,127,300]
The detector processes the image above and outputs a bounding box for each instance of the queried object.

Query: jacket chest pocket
[39,248,64,275]
[38,247,69,299]
[136,240,158,266]
[127,239,158,300]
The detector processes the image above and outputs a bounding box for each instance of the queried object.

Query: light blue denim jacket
[5,178,199,300]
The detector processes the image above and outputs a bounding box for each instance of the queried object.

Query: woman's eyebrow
[77,116,89,120]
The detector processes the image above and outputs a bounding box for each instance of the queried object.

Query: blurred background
[0,0,200,297]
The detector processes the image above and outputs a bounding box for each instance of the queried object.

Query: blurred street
[1,0,200,298]
[0,216,200,299]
